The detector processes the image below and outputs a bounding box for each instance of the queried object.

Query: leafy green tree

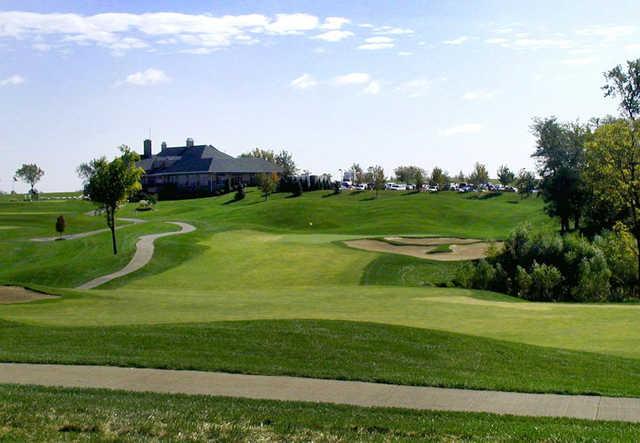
[414,168,425,191]
[350,163,364,184]
[368,165,386,198]
[430,167,449,188]
[240,148,275,163]
[497,165,515,186]
[393,165,424,184]
[515,169,536,198]
[79,145,144,255]
[275,150,297,176]
[531,117,589,232]
[585,120,640,283]
[257,172,278,200]
[14,164,44,197]
[468,162,489,186]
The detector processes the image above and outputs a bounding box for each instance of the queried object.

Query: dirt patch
[344,238,502,261]
[0,286,58,304]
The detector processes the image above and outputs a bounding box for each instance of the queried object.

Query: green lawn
[2,384,639,441]
[3,189,640,403]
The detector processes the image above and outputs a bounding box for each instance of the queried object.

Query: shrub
[515,266,532,298]
[529,261,562,301]
[55,215,66,236]
[455,262,475,289]
[572,251,611,302]
[234,185,246,201]
[473,259,496,290]
[292,180,303,197]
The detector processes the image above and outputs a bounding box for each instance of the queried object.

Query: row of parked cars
[340,181,518,193]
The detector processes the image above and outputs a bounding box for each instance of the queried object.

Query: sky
[1,0,640,192]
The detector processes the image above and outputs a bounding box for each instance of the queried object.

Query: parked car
[427,185,439,192]
[406,184,415,190]
[385,183,407,191]
[353,183,367,191]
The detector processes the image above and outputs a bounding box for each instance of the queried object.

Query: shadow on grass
[466,192,503,200]
[322,192,340,198]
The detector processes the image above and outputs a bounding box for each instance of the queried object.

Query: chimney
[161,141,167,151]
[143,139,152,158]
[186,137,194,148]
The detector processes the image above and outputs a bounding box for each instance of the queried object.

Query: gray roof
[138,145,283,175]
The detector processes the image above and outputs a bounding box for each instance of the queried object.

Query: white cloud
[395,78,431,98]
[440,123,483,136]
[485,37,508,45]
[443,36,469,45]
[462,89,498,101]
[180,47,215,55]
[312,30,353,42]
[576,25,635,41]
[0,11,342,54]
[290,73,318,90]
[118,68,171,86]
[358,36,394,50]
[372,25,413,35]
[321,17,350,30]
[363,80,380,95]
[397,51,413,56]
[333,72,371,85]
[32,43,52,51]
[0,74,25,86]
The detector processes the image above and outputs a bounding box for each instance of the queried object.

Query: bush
[529,262,562,301]
[473,260,496,290]
[234,185,246,201]
[461,222,638,303]
[455,262,475,289]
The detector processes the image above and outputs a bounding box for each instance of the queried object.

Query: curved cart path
[76,222,196,290]
[30,218,145,242]
[1,363,639,423]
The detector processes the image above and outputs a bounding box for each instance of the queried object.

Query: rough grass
[2,319,640,397]
[361,253,458,287]
[2,384,640,442]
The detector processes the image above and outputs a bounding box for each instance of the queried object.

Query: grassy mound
[2,319,640,397]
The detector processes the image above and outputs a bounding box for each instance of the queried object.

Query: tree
[515,169,536,198]
[240,148,275,163]
[602,59,640,121]
[368,165,386,198]
[454,170,466,182]
[414,168,425,191]
[14,164,44,196]
[430,167,449,189]
[394,165,424,184]
[350,163,364,184]
[585,119,640,285]
[468,162,489,187]
[275,150,297,177]
[531,117,589,232]
[257,172,278,200]
[55,215,66,237]
[80,145,144,255]
[497,165,515,186]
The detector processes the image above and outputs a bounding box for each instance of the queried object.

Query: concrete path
[30,218,144,242]
[1,363,639,423]
[76,222,196,290]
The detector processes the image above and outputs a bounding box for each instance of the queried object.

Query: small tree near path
[55,215,66,238]
[14,164,44,197]
[79,145,144,255]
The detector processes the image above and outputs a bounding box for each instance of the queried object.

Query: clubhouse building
[137,138,283,195]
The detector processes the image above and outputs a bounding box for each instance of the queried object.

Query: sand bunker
[0,286,58,304]
[344,237,502,261]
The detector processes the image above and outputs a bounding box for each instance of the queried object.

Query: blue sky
[1,0,640,192]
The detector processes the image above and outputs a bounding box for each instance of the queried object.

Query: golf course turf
[2,189,640,438]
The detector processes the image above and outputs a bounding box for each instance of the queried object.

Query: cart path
[76,221,196,290]
[1,363,639,423]
[30,217,145,242]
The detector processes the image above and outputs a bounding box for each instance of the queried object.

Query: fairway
[2,189,640,399]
